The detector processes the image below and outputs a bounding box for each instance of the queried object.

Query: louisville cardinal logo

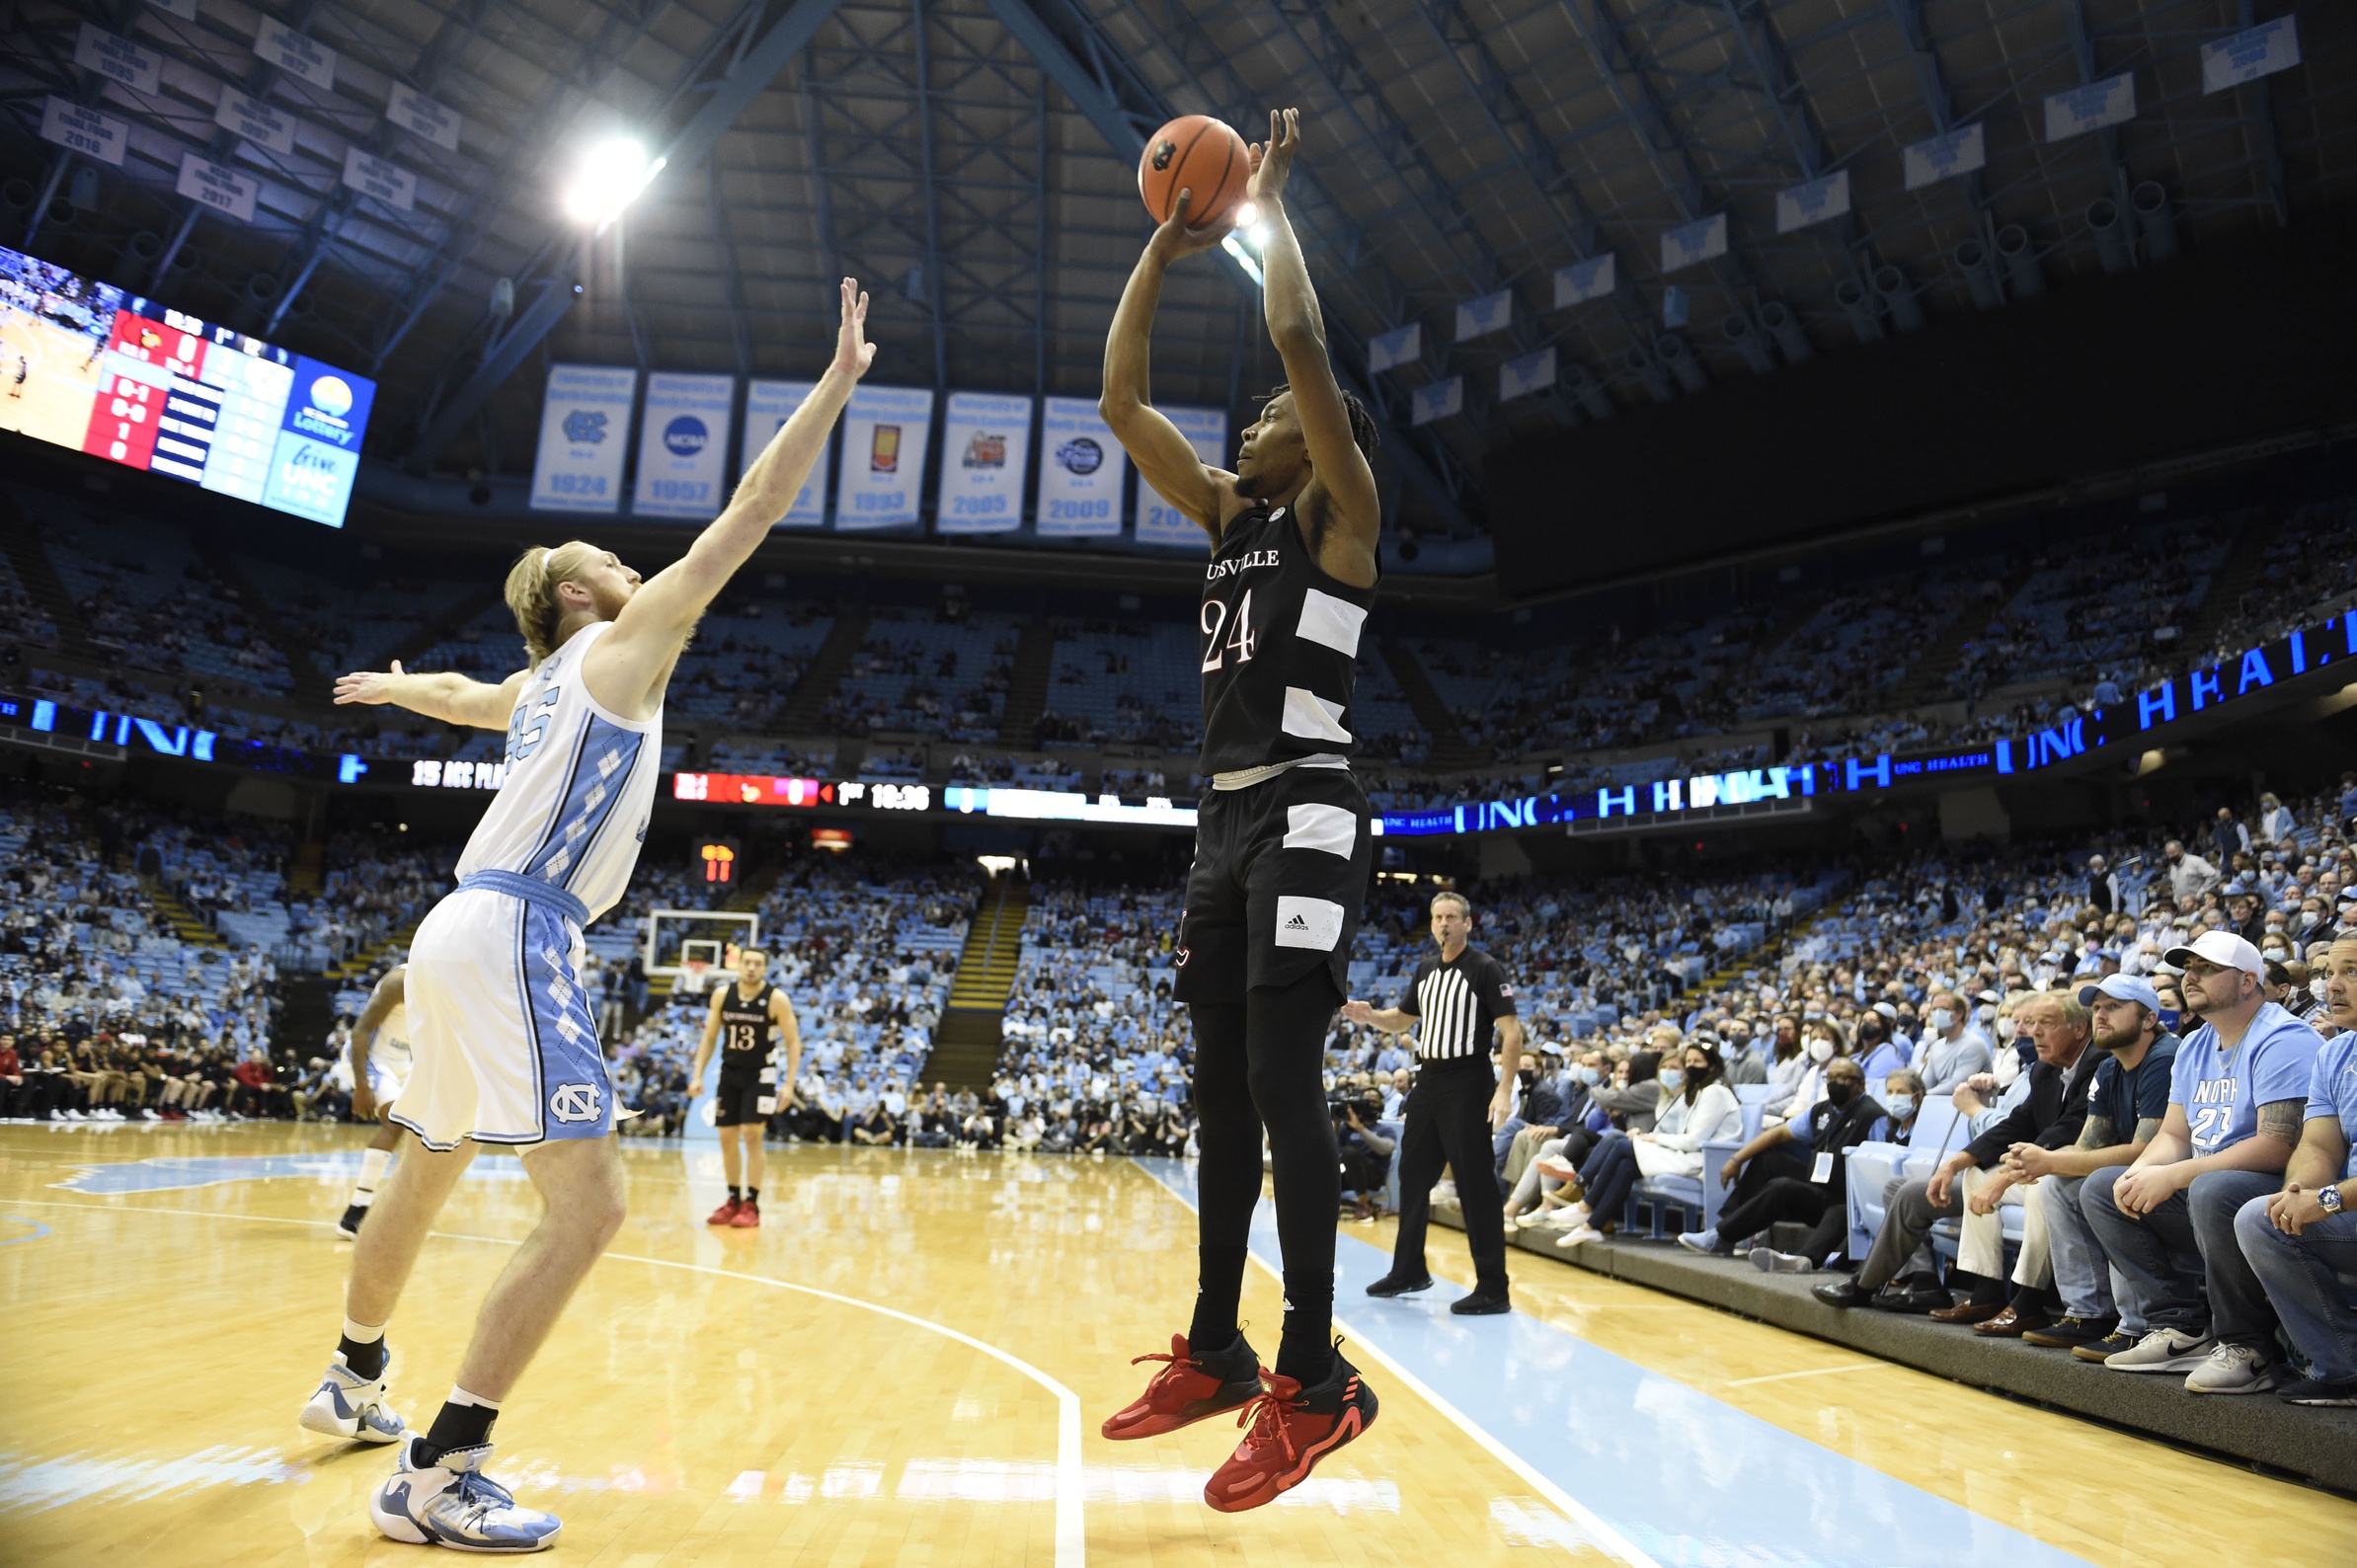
[1151,139,1175,171]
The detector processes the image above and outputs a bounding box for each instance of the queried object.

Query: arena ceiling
[3,0,2349,547]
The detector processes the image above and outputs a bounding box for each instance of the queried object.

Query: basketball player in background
[335,966,415,1240]
[293,278,875,1554]
[1097,109,1382,1512]
[689,946,801,1227]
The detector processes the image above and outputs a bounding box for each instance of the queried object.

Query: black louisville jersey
[715,982,776,1063]
[1198,502,1377,775]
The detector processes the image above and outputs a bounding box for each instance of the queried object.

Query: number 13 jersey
[453,619,664,925]
[1197,503,1376,777]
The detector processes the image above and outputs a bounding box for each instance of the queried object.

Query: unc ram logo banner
[633,372,735,520]
[531,364,637,513]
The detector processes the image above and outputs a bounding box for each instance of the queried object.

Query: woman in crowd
[1551,1042,1741,1247]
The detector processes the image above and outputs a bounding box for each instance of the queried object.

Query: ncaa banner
[1411,376,1463,427]
[935,391,1032,535]
[2203,18,2299,94]
[529,364,636,512]
[1499,348,1555,402]
[1037,397,1127,538]
[1453,289,1513,344]
[1903,123,1984,191]
[1138,404,1226,548]
[1369,323,1421,372]
[1660,213,1728,274]
[1553,254,1614,308]
[633,372,734,519]
[836,383,932,529]
[1774,169,1848,234]
[741,379,828,528]
[2044,72,2135,142]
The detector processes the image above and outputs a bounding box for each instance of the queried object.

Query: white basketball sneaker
[298,1350,407,1444]
[370,1436,561,1552]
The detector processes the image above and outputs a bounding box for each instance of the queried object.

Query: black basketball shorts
[713,1065,773,1127]
[1174,764,1374,1005]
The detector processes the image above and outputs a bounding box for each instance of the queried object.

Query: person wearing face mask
[1911,989,1994,1096]
[2267,958,2314,1018]
[2008,976,2182,1355]
[1816,988,2100,1315]
[2165,838,2222,906]
[1764,1022,1841,1119]
[1680,1057,1888,1269]
[1854,1007,1907,1088]
[1551,1044,1739,1249]
[1502,1051,1608,1224]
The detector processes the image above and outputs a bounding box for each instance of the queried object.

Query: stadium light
[1233,201,1258,230]
[560,136,665,228]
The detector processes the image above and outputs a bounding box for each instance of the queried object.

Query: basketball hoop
[680,957,712,996]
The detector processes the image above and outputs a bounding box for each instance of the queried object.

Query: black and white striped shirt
[1401,945,1517,1061]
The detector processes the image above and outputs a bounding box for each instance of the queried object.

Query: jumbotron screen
[0,241,374,526]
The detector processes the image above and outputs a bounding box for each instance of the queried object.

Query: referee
[1344,889,1519,1314]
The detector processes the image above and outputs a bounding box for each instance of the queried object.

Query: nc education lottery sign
[934,391,1032,535]
[530,363,636,513]
[836,384,932,529]
[741,379,827,528]
[632,372,734,519]
[1037,397,1126,538]
[1137,405,1226,548]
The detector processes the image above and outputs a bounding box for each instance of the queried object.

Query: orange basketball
[1139,115,1251,229]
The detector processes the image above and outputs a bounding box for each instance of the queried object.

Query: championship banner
[39,98,126,167]
[1903,123,1984,191]
[1775,170,1849,234]
[215,86,296,157]
[934,391,1032,535]
[1369,323,1421,372]
[2202,17,2300,94]
[1660,213,1728,274]
[741,379,827,528]
[75,24,162,96]
[836,384,932,529]
[1453,289,1513,344]
[1137,404,1226,548]
[1554,254,1614,308]
[529,364,635,513]
[1499,348,1556,402]
[253,15,337,90]
[177,153,259,224]
[632,372,734,519]
[1411,376,1463,427]
[1036,396,1126,538]
[386,83,462,151]
[2044,72,2136,142]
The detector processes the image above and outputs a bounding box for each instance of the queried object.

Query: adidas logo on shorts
[1284,913,1309,929]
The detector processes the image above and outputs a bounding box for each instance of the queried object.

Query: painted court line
[1725,1362,1898,1387]
[11,1196,1085,1568]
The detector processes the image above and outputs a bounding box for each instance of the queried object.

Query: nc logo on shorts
[549,1082,602,1124]
[1273,896,1345,953]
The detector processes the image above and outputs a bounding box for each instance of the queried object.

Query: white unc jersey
[454,619,662,925]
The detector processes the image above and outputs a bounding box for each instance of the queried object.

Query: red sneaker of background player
[1203,1346,1377,1513]
[1100,1332,1262,1440]
[729,1199,761,1228]
[706,1197,741,1225]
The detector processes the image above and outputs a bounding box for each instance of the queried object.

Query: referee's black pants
[1389,1056,1510,1293]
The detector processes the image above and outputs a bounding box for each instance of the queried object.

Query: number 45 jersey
[454,619,664,926]
[1197,502,1377,777]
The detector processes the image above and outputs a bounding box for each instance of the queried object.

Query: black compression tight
[1187,967,1343,1384]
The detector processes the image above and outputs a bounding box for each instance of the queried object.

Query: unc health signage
[1137,405,1226,548]
[836,384,932,529]
[934,391,1032,535]
[741,379,827,528]
[633,372,734,518]
[1037,397,1126,538]
[530,364,636,512]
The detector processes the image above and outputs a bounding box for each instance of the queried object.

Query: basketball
[1139,114,1251,228]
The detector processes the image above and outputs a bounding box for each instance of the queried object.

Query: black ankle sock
[339,1334,387,1381]
[745,1188,758,1206]
[420,1399,498,1462]
[1274,1324,1336,1387]
[1188,1244,1248,1352]
[729,1186,743,1204]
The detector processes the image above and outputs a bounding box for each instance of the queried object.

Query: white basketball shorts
[391,884,613,1151]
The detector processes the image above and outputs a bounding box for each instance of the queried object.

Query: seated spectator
[2235,931,2357,1405]
[2013,977,2183,1356]
[1815,989,2099,1314]
[1912,989,1994,1094]
[850,1100,898,1145]
[1680,1058,1902,1270]
[1548,1042,1738,1247]
[2084,931,2317,1389]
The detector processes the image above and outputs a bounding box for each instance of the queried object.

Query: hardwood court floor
[0,1126,2352,1568]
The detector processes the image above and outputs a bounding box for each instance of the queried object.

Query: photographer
[1336,1090,1395,1222]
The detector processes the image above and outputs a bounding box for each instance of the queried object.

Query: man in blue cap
[2012,974,2180,1354]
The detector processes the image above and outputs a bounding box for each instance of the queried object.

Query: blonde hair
[504,541,601,667]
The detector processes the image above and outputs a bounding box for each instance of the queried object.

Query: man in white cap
[2082,930,2319,1392]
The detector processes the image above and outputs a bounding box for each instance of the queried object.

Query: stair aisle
[920,874,1030,1089]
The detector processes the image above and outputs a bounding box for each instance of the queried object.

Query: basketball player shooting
[1097,109,1383,1512]
[293,277,875,1554]
[689,946,801,1228]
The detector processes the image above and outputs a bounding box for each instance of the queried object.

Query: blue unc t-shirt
[2307,1034,2357,1182]
[2169,1001,2319,1156]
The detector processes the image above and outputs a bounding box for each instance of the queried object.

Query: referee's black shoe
[1450,1288,1511,1316]
[1364,1271,1435,1298]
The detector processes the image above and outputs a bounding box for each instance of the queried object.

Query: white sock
[354,1147,391,1206]
[449,1385,504,1411]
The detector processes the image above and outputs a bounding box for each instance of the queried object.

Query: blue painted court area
[51,1152,532,1195]
[0,1216,50,1246]
[1134,1158,2095,1568]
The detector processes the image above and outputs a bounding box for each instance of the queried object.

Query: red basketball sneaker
[1100,1332,1263,1441]
[706,1197,741,1225]
[1202,1347,1377,1514]
[729,1199,761,1228]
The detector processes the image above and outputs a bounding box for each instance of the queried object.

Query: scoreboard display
[0,241,374,527]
